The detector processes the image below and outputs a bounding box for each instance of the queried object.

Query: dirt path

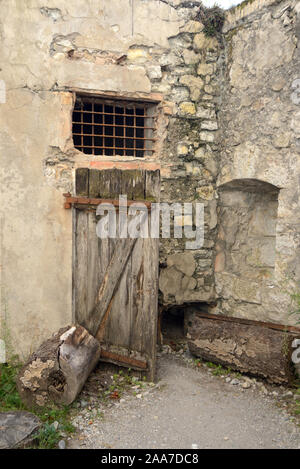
[69,353,300,449]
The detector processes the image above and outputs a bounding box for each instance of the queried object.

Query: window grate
[72,95,156,157]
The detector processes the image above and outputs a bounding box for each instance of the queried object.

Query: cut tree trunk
[17,325,100,407]
[185,309,300,384]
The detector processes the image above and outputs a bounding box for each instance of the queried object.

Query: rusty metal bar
[134,103,136,158]
[74,146,155,152]
[92,99,95,156]
[63,193,152,210]
[74,110,149,118]
[123,103,125,157]
[72,122,155,130]
[80,101,83,150]
[113,103,116,157]
[100,349,148,370]
[73,133,155,141]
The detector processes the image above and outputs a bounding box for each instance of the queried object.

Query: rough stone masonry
[0,0,300,360]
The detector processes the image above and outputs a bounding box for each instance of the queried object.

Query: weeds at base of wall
[194,358,242,378]
[0,286,13,362]
[0,359,75,449]
[0,357,24,411]
[33,407,75,449]
[285,380,300,420]
[0,363,150,448]
[102,369,147,401]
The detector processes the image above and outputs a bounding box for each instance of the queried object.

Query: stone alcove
[215,178,280,319]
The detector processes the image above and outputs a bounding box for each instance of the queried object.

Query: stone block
[179,102,196,115]
[167,252,196,277]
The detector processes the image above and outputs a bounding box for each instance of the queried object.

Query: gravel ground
[68,352,300,449]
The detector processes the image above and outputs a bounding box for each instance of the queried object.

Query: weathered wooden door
[73,168,160,380]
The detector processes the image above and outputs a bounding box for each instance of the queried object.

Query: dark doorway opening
[159,303,213,353]
[160,306,186,353]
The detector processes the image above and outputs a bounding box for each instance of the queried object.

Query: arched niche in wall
[216,178,280,283]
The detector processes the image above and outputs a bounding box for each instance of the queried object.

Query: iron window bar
[72,95,157,157]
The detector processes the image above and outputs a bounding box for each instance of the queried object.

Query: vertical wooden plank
[97,169,120,198]
[110,168,121,198]
[131,169,145,200]
[72,206,77,324]
[98,170,111,199]
[75,168,89,196]
[126,212,159,380]
[141,234,159,381]
[100,169,119,198]
[119,169,145,200]
[89,169,100,198]
[74,209,89,325]
[96,169,118,326]
[144,170,160,379]
[96,169,118,311]
[98,237,110,299]
[127,237,144,353]
[86,212,100,316]
[145,169,160,201]
[119,170,134,200]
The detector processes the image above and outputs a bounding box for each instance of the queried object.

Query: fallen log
[185,309,300,384]
[17,325,100,407]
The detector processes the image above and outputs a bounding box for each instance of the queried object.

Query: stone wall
[215,0,300,324]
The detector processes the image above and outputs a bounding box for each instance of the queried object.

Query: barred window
[72,95,156,157]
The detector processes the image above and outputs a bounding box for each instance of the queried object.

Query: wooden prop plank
[75,168,89,196]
